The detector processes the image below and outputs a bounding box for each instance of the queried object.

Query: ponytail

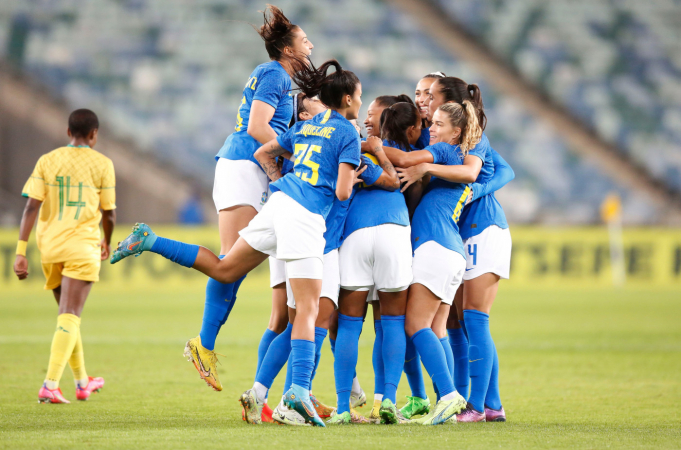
[255,5,300,61]
[292,59,359,109]
[379,102,420,152]
[435,77,487,131]
[437,101,482,156]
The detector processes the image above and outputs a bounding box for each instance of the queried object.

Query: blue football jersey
[270,110,361,218]
[411,141,487,257]
[415,127,430,150]
[323,155,382,254]
[459,146,509,240]
[343,141,409,238]
[216,61,293,166]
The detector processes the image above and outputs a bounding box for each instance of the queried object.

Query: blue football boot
[283,385,326,427]
[110,223,157,264]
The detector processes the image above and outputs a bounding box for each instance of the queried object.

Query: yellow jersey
[22,145,116,263]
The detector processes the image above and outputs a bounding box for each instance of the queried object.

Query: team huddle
[15,5,513,427]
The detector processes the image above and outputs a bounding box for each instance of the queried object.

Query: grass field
[1,272,680,449]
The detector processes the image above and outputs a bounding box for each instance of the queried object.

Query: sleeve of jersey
[252,69,286,109]
[276,126,295,153]
[467,135,489,163]
[338,133,361,167]
[99,159,117,210]
[424,143,448,165]
[359,155,383,186]
[471,149,515,201]
[21,157,47,201]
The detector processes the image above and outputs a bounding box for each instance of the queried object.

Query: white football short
[239,191,326,275]
[287,249,340,309]
[411,240,466,305]
[213,158,269,213]
[269,256,286,288]
[462,225,512,281]
[339,224,413,292]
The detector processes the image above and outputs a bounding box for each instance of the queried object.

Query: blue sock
[283,352,293,397]
[150,237,199,267]
[448,327,470,400]
[329,338,336,356]
[404,338,427,399]
[291,339,315,391]
[310,327,327,389]
[440,336,454,382]
[411,328,455,398]
[255,323,292,389]
[334,314,363,414]
[459,319,468,339]
[372,320,385,397]
[381,315,406,404]
[485,342,502,410]
[200,255,234,351]
[255,328,280,381]
[464,310,495,413]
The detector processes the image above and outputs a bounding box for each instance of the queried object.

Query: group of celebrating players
[16,4,513,427]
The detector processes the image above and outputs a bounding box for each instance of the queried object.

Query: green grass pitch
[1,272,679,449]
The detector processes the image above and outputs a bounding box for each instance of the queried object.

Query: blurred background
[1,0,680,287]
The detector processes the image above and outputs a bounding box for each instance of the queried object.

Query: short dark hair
[68,109,99,138]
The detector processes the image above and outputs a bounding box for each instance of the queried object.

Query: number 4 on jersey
[293,144,321,186]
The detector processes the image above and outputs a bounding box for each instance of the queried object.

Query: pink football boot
[76,377,105,401]
[38,384,70,404]
[455,404,486,422]
[484,406,506,422]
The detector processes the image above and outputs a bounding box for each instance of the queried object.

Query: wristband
[16,240,28,257]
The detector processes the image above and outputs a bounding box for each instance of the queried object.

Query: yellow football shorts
[41,259,101,290]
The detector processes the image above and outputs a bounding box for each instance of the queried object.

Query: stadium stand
[435,0,681,193]
[1,0,677,224]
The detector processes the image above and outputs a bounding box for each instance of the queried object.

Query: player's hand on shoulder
[100,239,111,261]
[352,165,368,185]
[362,136,383,156]
[398,163,428,192]
[13,255,29,280]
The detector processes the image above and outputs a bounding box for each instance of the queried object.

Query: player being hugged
[111,59,363,427]
[182,5,314,393]
[416,77,514,422]
[14,109,116,404]
[379,101,487,425]
[333,100,418,425]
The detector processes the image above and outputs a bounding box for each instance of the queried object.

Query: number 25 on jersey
[293,144,321,186]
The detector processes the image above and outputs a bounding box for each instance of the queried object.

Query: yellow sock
[45,314,80,388]
[68,327,88,387]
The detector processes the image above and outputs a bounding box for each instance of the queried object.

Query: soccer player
[413,72,446,150]
[426,77,514,422]
[184,5,314,393]
[112,59,364,427]
[14,109,116,404]
[251,92,329,423]
[382,101,486,425]
[334,101,419,425]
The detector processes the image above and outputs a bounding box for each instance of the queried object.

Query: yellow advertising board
[1,226,680,291]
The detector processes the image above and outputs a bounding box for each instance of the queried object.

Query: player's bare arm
[362,136,400,191]
[101,209,116,261]
[14,197,42,280]
[255,139,292,182]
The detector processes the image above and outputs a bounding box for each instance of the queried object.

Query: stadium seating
[436,0,681,193]
[0,0,668,223]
